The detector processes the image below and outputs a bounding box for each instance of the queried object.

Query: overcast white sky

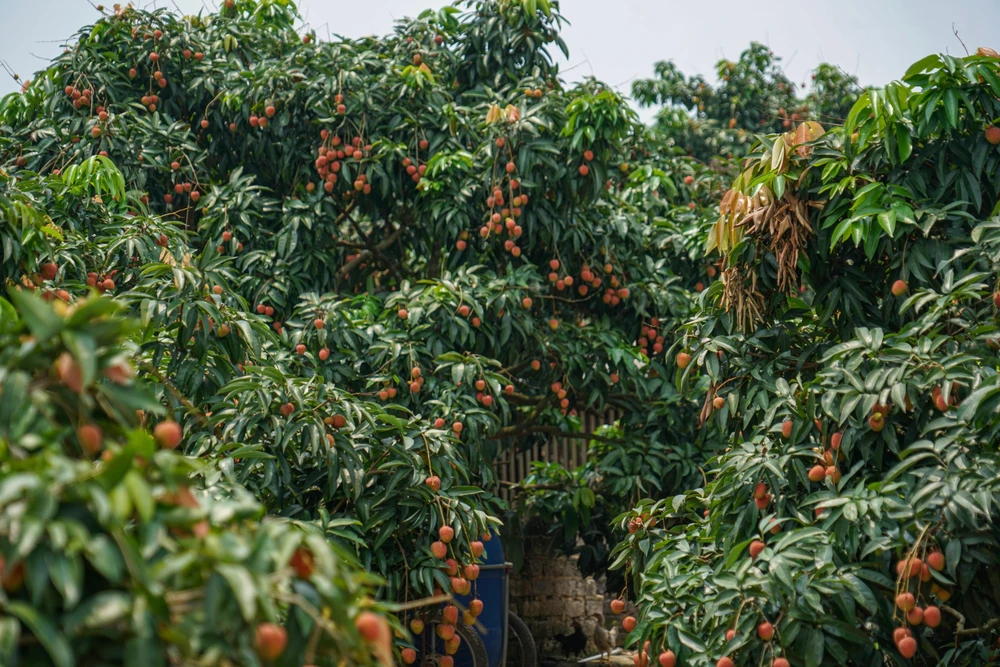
[4,0,1000,116]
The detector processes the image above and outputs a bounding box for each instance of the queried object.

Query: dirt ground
[537,652,634,666]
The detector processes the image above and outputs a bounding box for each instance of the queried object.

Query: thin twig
[952,24,970,57]
[489,423,624,445]
[387,594,452,612]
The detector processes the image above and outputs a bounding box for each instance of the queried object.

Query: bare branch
[953,24,970,56]
[336,216,410,279]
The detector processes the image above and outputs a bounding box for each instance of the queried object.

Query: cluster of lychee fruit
[376,385,399,402]
[149,66,169,90]
[578,149,594,176]
[479,148,528,256]
[163,169,200,207]
[309,128,378,195]
[426,524,487,597]
[699,589,787,665]
[636,318,664,356]
[549,380,572,410]
[139,92,160,113]
[772,103,810,129]
[612,601,682,667]
[805,425,843,486]
[86,270,117,293]
[252,605,389,663]
[39,286,73,304]
[691,262,719,293]
[255,302,276,320]
[544,258,630,305]
[64,83,94,110]
[248,103,278,130]
[892,551,948,658]
[404,597,485,665]
[215,229,242,254]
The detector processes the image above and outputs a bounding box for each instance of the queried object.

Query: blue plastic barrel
[455,531,506,667]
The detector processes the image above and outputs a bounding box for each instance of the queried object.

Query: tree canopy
[0,0,704,663]
[614,48,1000,667]
[631,43,861,163]
[5,1,1000,666]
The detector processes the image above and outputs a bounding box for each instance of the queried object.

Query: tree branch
[489,422,624,445]
[427,239,442,279]
[343,209,371,246]
[139,361,220,437]
[488,396,555,440]
[336,218,409,279]
[944,604,1000,636]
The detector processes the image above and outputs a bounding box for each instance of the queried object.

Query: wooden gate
[494,409,620,503]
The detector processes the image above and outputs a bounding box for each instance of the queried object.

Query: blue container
[455,531,507,667]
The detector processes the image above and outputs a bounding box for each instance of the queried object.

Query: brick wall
[509,536,626,661]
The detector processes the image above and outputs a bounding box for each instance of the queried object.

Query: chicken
[590,613,618,663]
[553,620,588,658]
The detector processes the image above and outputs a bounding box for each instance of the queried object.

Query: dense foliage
[0,0,714,663]
[614,48,1000,667]
[632,43,861,163]
[511,44,863,585]
[0,289,392,666]
[8,1,1000,665]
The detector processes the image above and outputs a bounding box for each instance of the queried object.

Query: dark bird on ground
[553,620,588,658]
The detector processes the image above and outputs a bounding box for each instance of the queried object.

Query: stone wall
[509,536,627,661]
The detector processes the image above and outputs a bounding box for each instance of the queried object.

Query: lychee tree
[1,0,715,660]
[0,289,394,666]
[631,42,861,163]
[612,49,1000,666]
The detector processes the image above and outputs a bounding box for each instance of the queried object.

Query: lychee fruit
[253,623,288,660]
[153,420,182,449]
[77,424,103,455]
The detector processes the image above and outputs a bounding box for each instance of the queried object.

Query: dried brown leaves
[709,121,826,331]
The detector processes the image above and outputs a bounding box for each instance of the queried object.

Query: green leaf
[215,564,257,621]
[63,591,132,633]
[0,618,20,663]
[125,470,155,522]
[5,601,74,667]
[895,125,912,162]
[7,290,63,341]
[946,539,962,578]
[676,628,706,652]
[47,552,83,608]
[124,637,166,667]
[800,627,825,667]
[85,535,124,583]
[841,573,878,612]
[943,89,958,129]
[903,54,943,79]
